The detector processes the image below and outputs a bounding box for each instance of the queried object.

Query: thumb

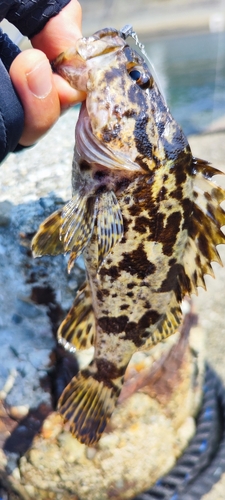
[9,49,60,146]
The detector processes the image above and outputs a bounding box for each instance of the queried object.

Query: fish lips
[51,28,125,92]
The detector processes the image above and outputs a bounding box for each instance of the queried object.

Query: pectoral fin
[32,192,98,271]
[61,194,98,272]
[97,190,123,266]
[57,282,95,351]
[32,208,64,256]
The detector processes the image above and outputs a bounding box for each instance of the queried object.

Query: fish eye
[127,65,153,90]
[129,69,141,81]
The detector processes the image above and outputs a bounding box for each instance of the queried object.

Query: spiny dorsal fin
[182,158,225,294]
[192,158,225,228]
[58,371,116,445]
[192,157,225,180]
[32,208,64,257]
[57,281,95,351]
[97,190,123,266]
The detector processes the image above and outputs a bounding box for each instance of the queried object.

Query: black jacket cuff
[0,59,24,163]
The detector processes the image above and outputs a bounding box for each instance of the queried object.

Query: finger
[53,73,86,110]
[31,0,83,60]
[31,0,85,110]
[9,49,61,147]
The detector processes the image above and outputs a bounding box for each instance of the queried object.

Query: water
[145,30,225,136]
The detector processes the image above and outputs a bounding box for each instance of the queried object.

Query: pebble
[12,467,21,481]
[24,485,35,497]
[86,447,97,460]
[8,405,29,419]
[0,369,18,399]
[41,414,62,440]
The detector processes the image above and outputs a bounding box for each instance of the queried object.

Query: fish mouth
[51,28,125,79]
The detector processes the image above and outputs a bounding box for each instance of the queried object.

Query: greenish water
[145,30,225,135]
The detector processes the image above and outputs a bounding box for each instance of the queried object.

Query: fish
[32,26,225,445]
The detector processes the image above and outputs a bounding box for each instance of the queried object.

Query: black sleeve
[0,60,24,163]
[0,0,71,39]
[0,0,72,163]
[0,29,24,163]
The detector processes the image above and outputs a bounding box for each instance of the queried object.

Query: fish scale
[32,26,225,445]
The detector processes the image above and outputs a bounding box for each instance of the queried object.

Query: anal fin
[142,300,182,350]
[57,282,95,351]
[153,305,182,343]
[58,371,116,445]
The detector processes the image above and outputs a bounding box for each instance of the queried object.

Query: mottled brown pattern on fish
[32,27,225,445]
[83,157,192,355]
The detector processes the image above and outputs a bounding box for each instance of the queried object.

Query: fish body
[32,28,225,445]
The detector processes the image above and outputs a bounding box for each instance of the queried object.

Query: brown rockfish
[32,27,225,445]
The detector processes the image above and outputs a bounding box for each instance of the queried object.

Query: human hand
[9,0,86,147]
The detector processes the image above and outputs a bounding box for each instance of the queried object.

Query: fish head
[53,27,155,90]
[53,27,189,174]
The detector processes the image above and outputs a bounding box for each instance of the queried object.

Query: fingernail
[26,60,52,98]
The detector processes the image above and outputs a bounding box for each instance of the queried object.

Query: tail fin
[58,372,116,445]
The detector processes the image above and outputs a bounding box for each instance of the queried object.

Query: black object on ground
[135,364,225,500]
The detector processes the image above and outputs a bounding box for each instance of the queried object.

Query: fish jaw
[52,48,89,92]
[52,28,126,92]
